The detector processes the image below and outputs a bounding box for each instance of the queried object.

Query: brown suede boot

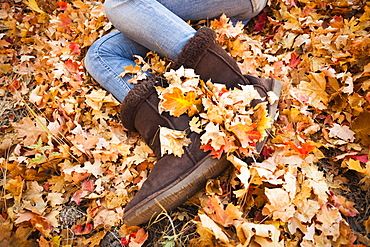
[120,76,230,226]
[243,75,282,152]
[171,27,249,89]
[172,27,282,152]
[120,28,282,226]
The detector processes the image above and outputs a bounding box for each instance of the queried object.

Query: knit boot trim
[171,27,217,70]
[120,76,160,132]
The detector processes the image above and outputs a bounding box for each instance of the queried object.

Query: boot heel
[269,79,283,120]
[256,79,282,153]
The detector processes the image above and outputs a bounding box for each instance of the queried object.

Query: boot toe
[123,154,230,226]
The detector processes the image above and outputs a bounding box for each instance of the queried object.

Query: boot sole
[123,154,230,226]
[256,79,283,153]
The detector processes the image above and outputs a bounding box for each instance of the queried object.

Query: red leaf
[254,13,268,32]
[69,42,81,55]
[346,154,368,163]
[74,223,93,235]
[65,59,80,73]
[71,180,95,205]
[289,52,301,68]
[65,59,83,81]
[261,146,275,159]
[56,1,68,11]
[58,13,72,32]
[121,237,130,245]
[200,143,224,159]
[43,182,50,191]
[81,180,95,192]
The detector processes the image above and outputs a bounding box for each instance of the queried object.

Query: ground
[1,0,370,246]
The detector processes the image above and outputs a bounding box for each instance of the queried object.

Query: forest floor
[1,0,370,246]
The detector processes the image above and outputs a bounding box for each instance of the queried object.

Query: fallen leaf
[235,221,281,246]
[329,123,355,142]
[159,126,191,157]
[74,223,93,235]
[160,87,200,117]
[262,188,295,222]
[228,123,262,148]
[198,213,229,243]
[71,180,95,205]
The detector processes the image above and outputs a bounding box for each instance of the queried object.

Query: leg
[157,0,267,21]
[104,0,195,60]
[86,0,267,101]
[84,30,149,102]
[104,0,267,60]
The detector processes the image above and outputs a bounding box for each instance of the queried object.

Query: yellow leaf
[253,103,273,136]
[119,65,142,77]
[297,72,329,109]
[346,158,366,174]
[24,0,46,14]
[0,64,12,75]
[351,111,370,145]
[160,87,200,117]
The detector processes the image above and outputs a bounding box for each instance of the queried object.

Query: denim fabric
[85,0,267,102]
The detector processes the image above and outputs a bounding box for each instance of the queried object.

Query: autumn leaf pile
[153,67,273,159]
[1,0,370,246]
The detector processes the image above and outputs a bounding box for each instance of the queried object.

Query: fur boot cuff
[120,76,159,132]
[171,27,216,70]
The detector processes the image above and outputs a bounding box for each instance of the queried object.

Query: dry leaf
[198,213,229,243]
[160,87,200,117]
[328,123,355,142]
[159,126,191,157]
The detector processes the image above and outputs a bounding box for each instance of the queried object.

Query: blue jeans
[85,0,267,102]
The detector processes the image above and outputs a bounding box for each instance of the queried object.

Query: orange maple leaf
[65,59,80,73]
[200,143,225,159]
[230,39,245,58]
[205,197,242,227]
[57,1,68,11]
[285,141,317,157]
[131,228,148,245]
[30,215,51,237]
[58,13,72,32]
[161,87,200,117]
[228,123,262,148]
